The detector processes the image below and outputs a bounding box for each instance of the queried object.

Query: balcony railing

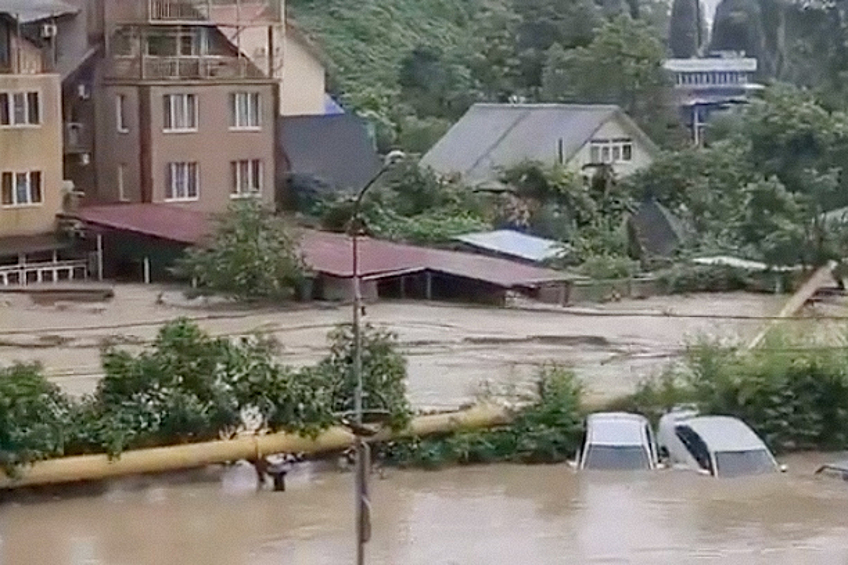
[148,0,209,21]
[104,56,265,81]
[0,260,88,287]
[63,122,91,154]
[145,0,282,23]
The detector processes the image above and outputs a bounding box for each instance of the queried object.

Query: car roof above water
[680,416,768,452]
[586,412,650,446]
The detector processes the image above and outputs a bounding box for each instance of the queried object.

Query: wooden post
[400,276,406,299]
[96,233,104,281]
[143,257,151,284]
[425,272,433,301]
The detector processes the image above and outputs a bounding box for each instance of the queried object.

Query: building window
[1,171,43,207]
[231,159,263,197]
[166,162,199,201]
[0,91,40,126]
[589,139,633,164]
[116,94,129,132]
[117,164,128,201]
[163,93,197,132]
[230,92,260,129]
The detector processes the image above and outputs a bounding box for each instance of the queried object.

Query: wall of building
[147,82,276,212]
[280,33,325,116]
[0,73,64,238]
[93,82,142,203]
[569,118,654,178]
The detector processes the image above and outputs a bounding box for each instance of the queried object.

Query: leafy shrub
[0,364,73,475]
[381,364,584,468]
[174,200,306,302]
[609,336,848,452]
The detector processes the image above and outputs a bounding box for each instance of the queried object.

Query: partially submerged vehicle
[658,411,780,478]
[815,460,848,481]
[577,412,660,471]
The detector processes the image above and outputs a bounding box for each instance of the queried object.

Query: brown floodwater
[2,453,847,564]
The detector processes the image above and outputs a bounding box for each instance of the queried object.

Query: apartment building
[0,6,77,283]
[62,0,281,212]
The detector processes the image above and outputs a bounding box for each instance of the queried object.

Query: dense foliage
[174,200,306,301]
[609,336,848,452]
[624,85,848,267]
[318,157,492,245]
[382,365,585,468]
[289,0,678,151]
[0,320,412,475]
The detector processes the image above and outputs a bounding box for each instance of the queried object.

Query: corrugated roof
[0,233,71,255]
[454,230,561,263]
[0,0,78,22]
[420,104,657,185]
[72,204,570,288]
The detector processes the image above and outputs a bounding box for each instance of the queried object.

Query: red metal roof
[73,204,569,288]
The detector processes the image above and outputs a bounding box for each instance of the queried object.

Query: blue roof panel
[454,230,562,263]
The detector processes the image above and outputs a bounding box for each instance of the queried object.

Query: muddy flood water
[2,454,847,564]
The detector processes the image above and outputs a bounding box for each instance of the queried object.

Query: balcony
[104,56,266,81]
[64,123,92,154]
[141,0,282,24]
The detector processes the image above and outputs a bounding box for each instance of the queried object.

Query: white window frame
[163,93,198,133]
[1,171,43,207]
[589,139,634,164]
[230,159,263,198]
[117,164,128,201]
[230,92,261,130]
[116,94,129,133]
[0,91,41,127]
[165,162,199,202]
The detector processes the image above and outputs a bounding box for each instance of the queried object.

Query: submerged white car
[577,412,660,471]
[658,412,780,478]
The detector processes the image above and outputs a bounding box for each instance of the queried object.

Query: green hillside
[288,0,483,108]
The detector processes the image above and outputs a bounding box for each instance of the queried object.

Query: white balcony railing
[0,260,88,286]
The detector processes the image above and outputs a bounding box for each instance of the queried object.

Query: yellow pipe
[0,405,514,490]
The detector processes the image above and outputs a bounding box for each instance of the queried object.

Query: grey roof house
[420,104,659,186]
[453,230,563,264]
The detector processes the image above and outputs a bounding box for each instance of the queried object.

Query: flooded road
[2,454,847,564]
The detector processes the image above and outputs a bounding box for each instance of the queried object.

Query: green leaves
[0,320,413,475]
[174,200,306,302]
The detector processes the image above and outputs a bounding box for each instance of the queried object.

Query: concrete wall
[93,79,276,212]
[318,275,378,302]
[0,73,64,238]
[280,32,325,116]
[569,118,655,178]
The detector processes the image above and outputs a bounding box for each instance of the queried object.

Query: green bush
[0,364,73,475]
[610,336,848,452]
[0,320,413,475]
[381,364,584,468]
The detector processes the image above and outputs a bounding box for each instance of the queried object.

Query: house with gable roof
[420,103,659,187]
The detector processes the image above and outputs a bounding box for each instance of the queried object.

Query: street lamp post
[350,150,405,565]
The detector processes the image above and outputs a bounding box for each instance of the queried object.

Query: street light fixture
[349,149,405,565]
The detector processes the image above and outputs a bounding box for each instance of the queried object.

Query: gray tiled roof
[420,103,654,185]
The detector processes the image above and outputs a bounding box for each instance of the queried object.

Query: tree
[540,16,680,145]
[174,200,306,302]
[710,0,770,74]
[513,0,601,90]
[464,2,522,101]
[669,0,701,58]
[398,46,475,120]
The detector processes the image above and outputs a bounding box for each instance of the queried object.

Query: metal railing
[146,0,282,22]
[0,260,88,287]
[105,56,265,80]
[148,0,209,21]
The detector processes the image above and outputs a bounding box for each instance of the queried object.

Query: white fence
[0,260,89,286]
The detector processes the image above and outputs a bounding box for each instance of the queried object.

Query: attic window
[590,139,633,164]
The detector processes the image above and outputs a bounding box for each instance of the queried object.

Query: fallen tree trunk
[0,404,513,490]
[747,264,834,350]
